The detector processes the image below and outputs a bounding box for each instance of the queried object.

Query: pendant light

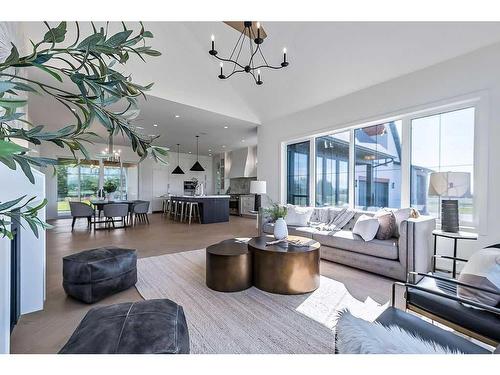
[190,135,205,171]
[172,144,185,174]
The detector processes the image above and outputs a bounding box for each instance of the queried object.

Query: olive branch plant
[0,21,167,239]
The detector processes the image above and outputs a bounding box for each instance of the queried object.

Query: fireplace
[10,216,21,333]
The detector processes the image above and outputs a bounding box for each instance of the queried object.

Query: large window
[284,104,476,227]
[315,131,350,207]
[411,107,474,224]
[56,158,138,216]
[287,141,310,205]
[354,121,402,210]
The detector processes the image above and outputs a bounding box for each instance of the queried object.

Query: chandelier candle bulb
[211,34,215,50]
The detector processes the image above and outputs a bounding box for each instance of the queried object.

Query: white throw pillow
[336,310,463,354]
[352,214,379,241]
[457,247,500,307]
[284,205,314,226]
[392,208,419,237]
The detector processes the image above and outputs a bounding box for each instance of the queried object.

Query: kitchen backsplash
[229,177,257,194]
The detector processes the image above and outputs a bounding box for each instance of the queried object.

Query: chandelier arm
[225,69,245,79]
[252,64,285,70]
[212,54,246,69]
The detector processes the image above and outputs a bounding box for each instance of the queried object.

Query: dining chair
[69,202,94,230]
[132,200,150,225]
[103,203,129,229]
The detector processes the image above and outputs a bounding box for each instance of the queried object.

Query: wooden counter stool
[185,201,201,224]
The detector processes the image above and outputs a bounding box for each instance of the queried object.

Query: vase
[273,218,288,240]
[107,192,115,201]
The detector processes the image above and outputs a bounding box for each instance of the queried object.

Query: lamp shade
[428,172,470,198]
[250,180,267,194]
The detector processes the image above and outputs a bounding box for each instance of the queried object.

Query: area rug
[136,249,388,354]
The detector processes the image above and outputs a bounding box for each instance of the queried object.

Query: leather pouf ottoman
[59,299,190,354]
[63,247,137,304]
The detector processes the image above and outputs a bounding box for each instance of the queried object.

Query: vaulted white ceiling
[21,21,500,149]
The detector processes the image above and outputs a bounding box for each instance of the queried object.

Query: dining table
[89,199,136,230]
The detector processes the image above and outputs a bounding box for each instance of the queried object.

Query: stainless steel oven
[184,181,197,196]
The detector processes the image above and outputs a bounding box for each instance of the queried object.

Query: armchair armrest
[406,272,500,315]
[409,272,500,296]
[399,215,436,282]
[432,254,469,263]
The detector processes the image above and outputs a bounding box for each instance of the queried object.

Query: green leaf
[0,97,27,109]
[13,155,35,184]
[105,30,133,48]
[143,31,153,38]
[32,63,63,82]
[77,32,105,49]
[0,195,26,212]
[0,81,16,94]
[43,22,67,43]
[0,139,29,157]
[3,44,20,66]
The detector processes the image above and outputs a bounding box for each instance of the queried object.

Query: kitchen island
[171,195,230,224]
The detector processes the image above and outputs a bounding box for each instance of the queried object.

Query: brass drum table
[248,235,320,295]
[206,238,252,292]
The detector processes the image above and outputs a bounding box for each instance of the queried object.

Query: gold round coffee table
[206,238,252,292]
[248,235,320,295]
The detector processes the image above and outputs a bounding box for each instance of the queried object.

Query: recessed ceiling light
[208,154,212,156]
[208,149,212,152]
[222,145,226,148]
[188,151,192,154]
[153,124,158,127]
[175,115,180,118]
[224,126,228,129]
[136,126,144,130]
[241,139,245,142]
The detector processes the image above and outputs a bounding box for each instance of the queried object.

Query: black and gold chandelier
[208,21,289,85]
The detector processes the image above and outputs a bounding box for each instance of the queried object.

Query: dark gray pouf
[63,247,137,304]
[59,299,190,354]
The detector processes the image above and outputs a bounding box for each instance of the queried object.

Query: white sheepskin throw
[335,310,463,354]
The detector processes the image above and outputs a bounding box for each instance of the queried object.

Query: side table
[432,229,478,278]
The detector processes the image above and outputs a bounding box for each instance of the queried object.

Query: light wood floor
[10,213,394,354]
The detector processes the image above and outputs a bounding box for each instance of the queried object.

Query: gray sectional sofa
[258,207,435,281]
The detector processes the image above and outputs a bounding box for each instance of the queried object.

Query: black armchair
[392,253,500,347]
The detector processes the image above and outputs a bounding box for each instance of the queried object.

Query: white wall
[40,142,213,219]
[258,41,500,257]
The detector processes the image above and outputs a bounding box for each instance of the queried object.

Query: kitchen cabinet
[239,195,255,216]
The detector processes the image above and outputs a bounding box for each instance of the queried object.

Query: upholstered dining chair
[103,203,129,229]
[132,200,150,225]
[69,202,94,230]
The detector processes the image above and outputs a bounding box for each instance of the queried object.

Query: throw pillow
[352,214,379,241]
[335,310,463,354]
[284,205,314,226]
[392,208,419,238]
[457,246,500,307]
[374,209,397,240]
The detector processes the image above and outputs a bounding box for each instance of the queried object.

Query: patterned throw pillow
[374,209,397,240]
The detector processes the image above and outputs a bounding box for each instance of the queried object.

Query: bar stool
[185,201,201,224]
[175,200,186,222]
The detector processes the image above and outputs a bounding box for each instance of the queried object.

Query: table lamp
[428,172,470,233]
[250,180,267,211]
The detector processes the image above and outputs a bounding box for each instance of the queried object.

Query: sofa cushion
[310,207,331,224]
[313,230,399,260]
[352,214,379,241]
[285,205,314,226]
[262,223,318,238]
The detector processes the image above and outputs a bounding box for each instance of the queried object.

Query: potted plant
[265,202,288,240]
[103,180,118,201]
